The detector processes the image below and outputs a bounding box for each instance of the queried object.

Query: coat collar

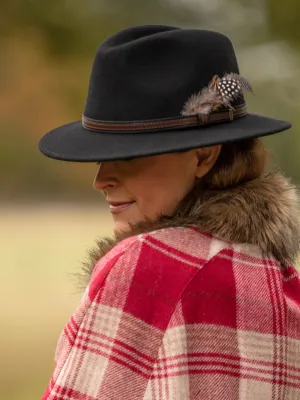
[80,172,300,286]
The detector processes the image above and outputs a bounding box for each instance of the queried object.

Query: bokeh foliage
[267,0,300,47]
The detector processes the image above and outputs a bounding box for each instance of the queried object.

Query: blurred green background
[1,1,300,398]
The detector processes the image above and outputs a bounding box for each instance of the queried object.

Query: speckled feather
[181,87,223,116]
[181,73,253,116]
[222,73,253,93]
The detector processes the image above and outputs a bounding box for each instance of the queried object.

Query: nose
[93,162,120,192]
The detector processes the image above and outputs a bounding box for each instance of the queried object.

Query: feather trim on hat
[181,73,253,116]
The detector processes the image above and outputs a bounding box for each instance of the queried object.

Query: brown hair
[201,138,268,189]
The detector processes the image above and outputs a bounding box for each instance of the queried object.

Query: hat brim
[39,114,291,162]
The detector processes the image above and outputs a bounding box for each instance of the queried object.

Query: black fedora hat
[39,25,291,162]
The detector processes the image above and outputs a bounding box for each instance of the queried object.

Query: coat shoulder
[88,227,230,296]
[135,226,227,263]
[88,227,223,298]
[91,225,270,285]
[118,226,230,268]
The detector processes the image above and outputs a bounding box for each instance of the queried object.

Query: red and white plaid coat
[41,173,300,399]
[42,226,300,399]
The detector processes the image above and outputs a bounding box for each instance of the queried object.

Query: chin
[113,213,149,234]
[113,220,132,234]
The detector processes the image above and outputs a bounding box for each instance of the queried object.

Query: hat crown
[84,25,241,122]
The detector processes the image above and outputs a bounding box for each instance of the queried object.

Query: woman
[39,26,300,399]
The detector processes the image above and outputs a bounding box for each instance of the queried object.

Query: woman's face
[94,148,221,232]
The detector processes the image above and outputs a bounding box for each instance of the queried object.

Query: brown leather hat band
[82,104,247,133]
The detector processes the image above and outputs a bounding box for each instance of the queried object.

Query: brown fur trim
[75,237,117,291]
[78,172,300,287]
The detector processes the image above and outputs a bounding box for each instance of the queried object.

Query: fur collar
[79,172,300,287]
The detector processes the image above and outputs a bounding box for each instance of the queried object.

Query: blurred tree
[266,0,300,47]
[1,0,200,57]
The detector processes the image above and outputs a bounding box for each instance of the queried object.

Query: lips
[108,201,135,214]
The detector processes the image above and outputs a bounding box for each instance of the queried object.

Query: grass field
[1,205,113,400]
[1,204,299,399]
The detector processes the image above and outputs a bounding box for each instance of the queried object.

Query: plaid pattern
[42,227,300,399]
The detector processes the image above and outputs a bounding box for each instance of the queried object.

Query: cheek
[134,173,194,217]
